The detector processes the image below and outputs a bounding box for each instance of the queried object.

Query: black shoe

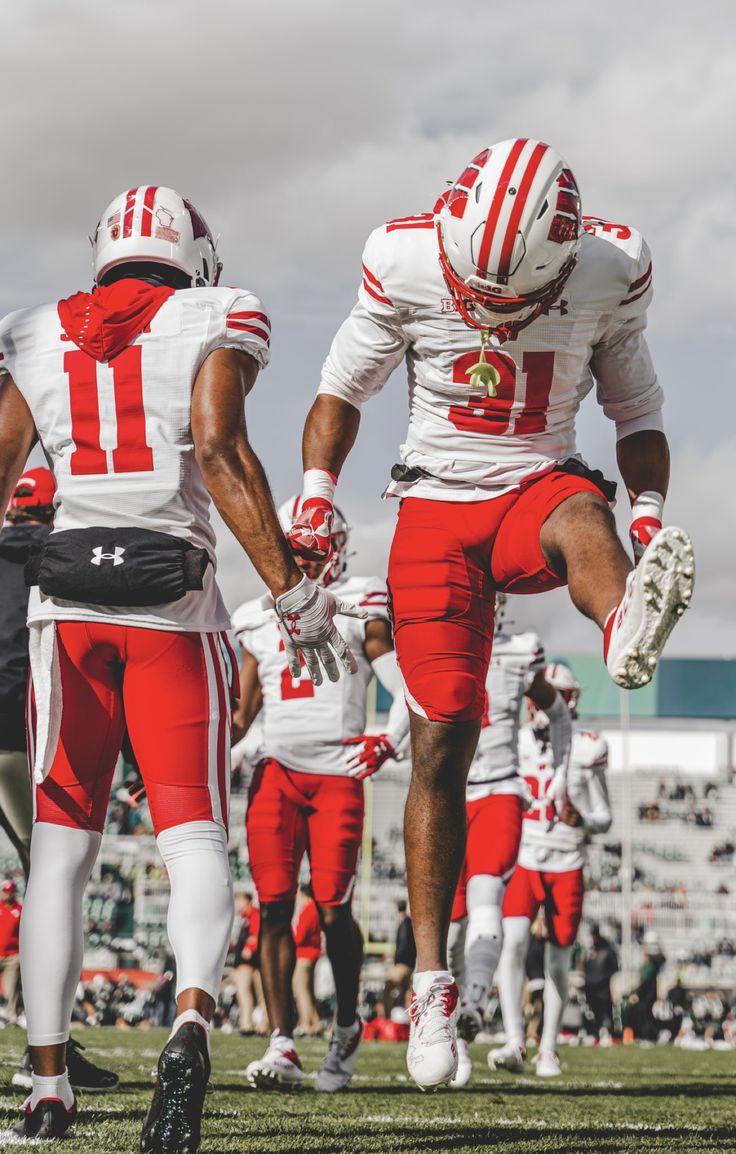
[14,1097,77,1139]
[141,1023,210,1154]
[11,1040,119,1094]
[67,1037,120,1092]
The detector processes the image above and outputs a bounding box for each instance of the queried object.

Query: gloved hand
[630,490,664,564]
[543,763,569,816]
[287,497,334,564]
[275,575,365,686]
[342,733,396,780]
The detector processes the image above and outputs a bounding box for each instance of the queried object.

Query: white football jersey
[0,286,270,631]
[517,725,611,872]
[466,629,544,803]
[319,213,661,500]
[232,576,389,776]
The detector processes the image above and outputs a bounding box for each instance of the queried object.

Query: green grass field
[1,1030,735,1152]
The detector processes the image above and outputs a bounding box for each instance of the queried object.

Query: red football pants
[388,470,605,723]
[29,622,237,835]
[502,865,584,948]
[451,792,524,922]
[246,758,364,907]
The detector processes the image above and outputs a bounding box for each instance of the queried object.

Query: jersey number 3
[448,349,555,436]
[65,346,154,475]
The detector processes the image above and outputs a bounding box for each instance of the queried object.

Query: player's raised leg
[539,436,693,689]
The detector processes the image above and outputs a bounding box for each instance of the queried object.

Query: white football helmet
[436,139,582,336]
[278,496,349,587]
[92,185,222,287]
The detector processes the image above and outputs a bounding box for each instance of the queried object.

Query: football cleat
[407,977,460,1091]
[245,1030,304,1092]
[315,1019,363,1092]
[457,1005,484,1043]
[488,1040,526,1073]
[535,1049,562,1078]
[12,1038,119,1093]
[605,526,694,689]
[141,1022,210,1154]
[449,1038,473,1088]
[14,1096,77,1140]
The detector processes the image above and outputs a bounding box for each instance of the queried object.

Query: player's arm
[192,348,362,685]
[591,237,670,561]
[0,373,37,521]
[567,763,613,834]
[231,647,263,746]
[343,618,410,781]
[526,671,572,807]
[289,234,408,565]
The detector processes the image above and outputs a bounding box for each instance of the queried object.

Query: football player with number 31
[290,138,694,1089]
[231,499,409,1093]
[0,187,358,1149]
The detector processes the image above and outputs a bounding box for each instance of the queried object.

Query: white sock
[334,1017,360,1042]
[541,943,572,1053]
[156,821,234,1002]
[30,1070,75,1111]
[271,1030,296,1050]
[496,917,531,1048]
[413,969,454,996]
[170,1008,211,1052]
[21,822,101,1045]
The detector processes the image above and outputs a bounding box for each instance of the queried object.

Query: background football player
[0,189,358,1148]
[492,663,611,1078]
[231,499,408,1092]
[448,595,571,1087]
[0,468,55,880]
[286,138,693,1087]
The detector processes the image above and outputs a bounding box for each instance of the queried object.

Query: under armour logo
[91,546,125,566]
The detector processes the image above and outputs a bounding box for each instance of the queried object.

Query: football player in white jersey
[286,138,693,1087]
[448,597,572,1087]
[231,498,409,1093]
[0,188,358,1148]
[492,662,611,1078]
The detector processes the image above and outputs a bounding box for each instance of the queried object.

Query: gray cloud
[5,0,734,653]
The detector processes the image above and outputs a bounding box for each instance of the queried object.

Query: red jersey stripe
[122,188,138,239]
[621,278,652,306]
[627,261,653,293]
[386,215,434,232]
[361,262,385,291]
[476,138,527,276]
[362,279,393,307]
[226,321,271,342]
[227,310,271,330]
[140,186,158,238]
[497,142,549,277]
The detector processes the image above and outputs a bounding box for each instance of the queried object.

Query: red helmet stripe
[475,138,527,276]
[497,142,549,277]
[140,185,159,238]
[122,187,138,239]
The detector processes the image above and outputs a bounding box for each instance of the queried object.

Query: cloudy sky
[4,0,735,655]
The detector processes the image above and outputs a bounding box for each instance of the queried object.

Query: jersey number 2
[278,641,315,701]
[448,349,555,436]
[65,346,154,475]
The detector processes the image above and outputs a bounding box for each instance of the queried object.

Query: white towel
[28,620,63,783]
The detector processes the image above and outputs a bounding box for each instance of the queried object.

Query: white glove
[275,575,366,686]
[544,763,569,815]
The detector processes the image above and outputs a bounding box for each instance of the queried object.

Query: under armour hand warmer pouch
[25,528,210,607]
